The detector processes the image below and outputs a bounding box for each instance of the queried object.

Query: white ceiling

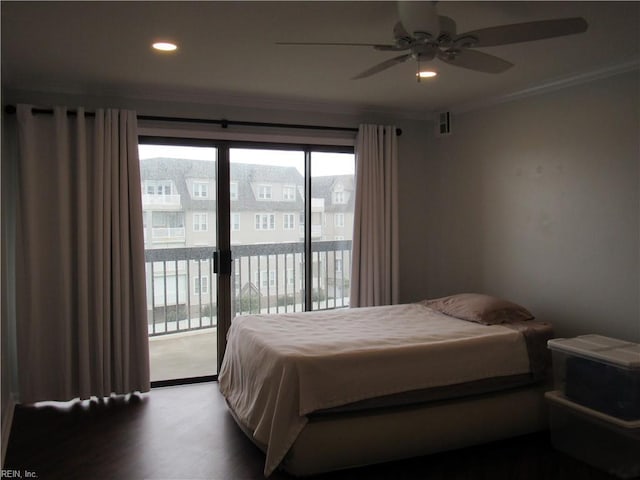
[2,1,639,117]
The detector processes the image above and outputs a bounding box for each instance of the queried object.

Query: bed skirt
[228,382,550,477]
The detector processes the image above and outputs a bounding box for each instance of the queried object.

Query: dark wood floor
[4,382,617,480]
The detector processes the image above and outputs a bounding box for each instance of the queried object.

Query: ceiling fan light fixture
[417,70,437,79]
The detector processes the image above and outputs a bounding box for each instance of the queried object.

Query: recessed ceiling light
[152,42,178,52]
[417,71,437,78]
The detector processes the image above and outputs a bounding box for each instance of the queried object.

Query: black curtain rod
[3,105,402,136]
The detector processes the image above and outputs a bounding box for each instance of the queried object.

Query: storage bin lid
[548,335,640,368]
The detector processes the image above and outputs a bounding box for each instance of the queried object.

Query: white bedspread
[218,303,531,476]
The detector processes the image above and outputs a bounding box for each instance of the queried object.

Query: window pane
[139,144,218,382]
[311,151,355,310]
[230,148,305,316]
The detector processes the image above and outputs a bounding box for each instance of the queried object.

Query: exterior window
[257,185,272,200]
[152,273,187,304]
[193,181,209,198]
[230,182,238,200]
[194,275,209,295]
[283,186,296,201]
[287,268,295,287]
[335,213,345,228]
[283,213,295,230]
[333,191,345,204]
[335,259,343,273]
[150,211,185,242]
[335,235,344,240]
[255,213,275,230]
[153,211,184,228]
[231,213,241,231]
[145,180,173,196]
[255,270,276,288]
[193,212,208,232]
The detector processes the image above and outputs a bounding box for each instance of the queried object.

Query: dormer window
[193,181,209,199]
[258,185,272,200]
[283,185,296,201]
[332,184,347,204]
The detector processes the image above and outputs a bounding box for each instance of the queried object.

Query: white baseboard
[1,396,16,467]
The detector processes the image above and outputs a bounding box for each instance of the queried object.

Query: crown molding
[449,58,640,115]
[7,58,636,124]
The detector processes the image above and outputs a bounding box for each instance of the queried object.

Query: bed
[219,293,554,477]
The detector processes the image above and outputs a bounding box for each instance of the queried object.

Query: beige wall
[422,71,640,341]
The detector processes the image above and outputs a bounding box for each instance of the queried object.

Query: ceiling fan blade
[438,49,513,73]
[276,41,395,48]
[458,17,588,47]
[352,54,411,79]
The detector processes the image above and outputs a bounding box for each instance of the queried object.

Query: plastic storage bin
[546,391,640,479]
[547,335,640,420]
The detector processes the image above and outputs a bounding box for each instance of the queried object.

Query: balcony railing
[151,227,186,242]
[142,193,182,208]
[144,240,352,336]
[298,224,322,239]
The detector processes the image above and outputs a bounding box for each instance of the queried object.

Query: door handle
[214,250,232,275]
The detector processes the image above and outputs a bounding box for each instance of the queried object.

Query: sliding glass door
[138,138,354,383]
[139,142,218,383]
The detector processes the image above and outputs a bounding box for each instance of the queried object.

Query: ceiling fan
[277,2,588,80]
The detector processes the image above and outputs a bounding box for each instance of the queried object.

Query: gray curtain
[15,105,149,403]
[350,124,400,307]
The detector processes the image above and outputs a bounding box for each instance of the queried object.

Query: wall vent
[437,111,451,136]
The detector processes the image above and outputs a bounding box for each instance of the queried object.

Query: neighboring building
[312,174,355,241]
[140,157,354,325]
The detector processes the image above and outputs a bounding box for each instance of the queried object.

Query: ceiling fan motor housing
[398,1,440,38]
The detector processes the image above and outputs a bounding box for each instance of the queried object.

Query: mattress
[218,302,552,476]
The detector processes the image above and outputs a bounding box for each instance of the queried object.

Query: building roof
[231,162,304,212]
[312,175,355,212]
[141,157,309,212]
[140,157,216,211]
